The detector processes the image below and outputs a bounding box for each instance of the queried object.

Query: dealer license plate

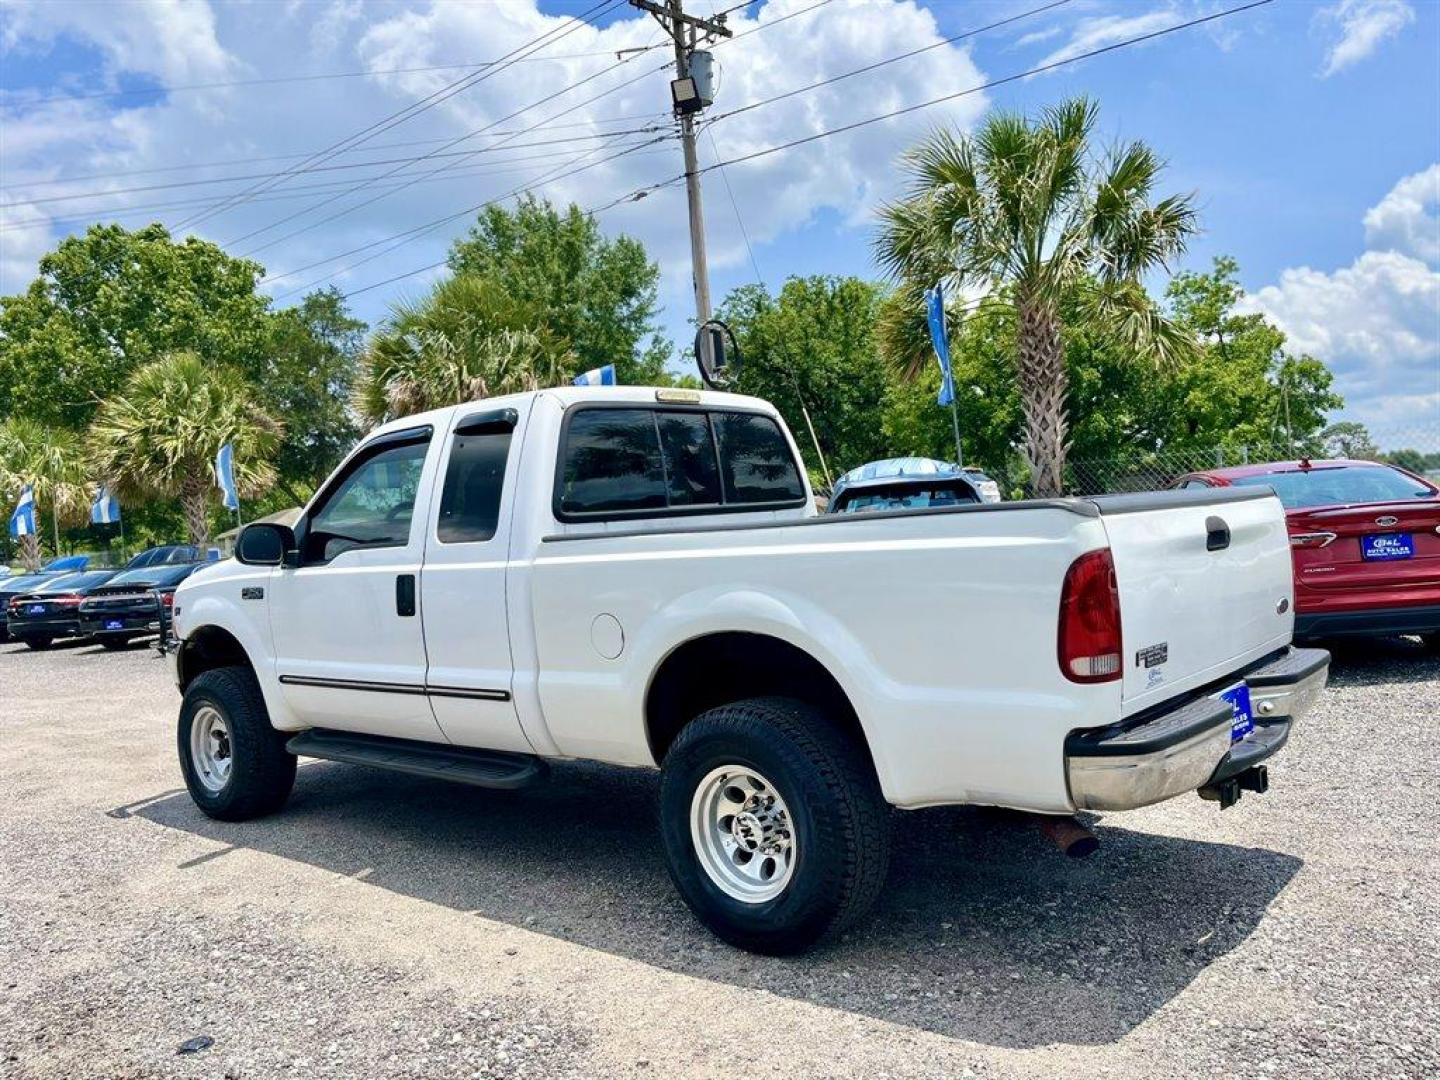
[27,603,45,615]
[1361,533,1413,561]
[105,619,124,631]
[1219,683,1254,743]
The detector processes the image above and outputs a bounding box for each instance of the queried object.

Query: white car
[169,386,1329,953]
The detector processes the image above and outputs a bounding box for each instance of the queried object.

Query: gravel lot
[1,635,1437,1079]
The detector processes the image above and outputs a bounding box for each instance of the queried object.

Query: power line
[703,0,1072,127]
[623,1,1274,203]
[229,47,673,255]
[262,0,837,299]
[170,0,625,232]
[0,144,679,235]
[0,49,660,108]
[273,134,670,302]
[4,126,665,209]
[706,125,763,288]
[0,112,670,192]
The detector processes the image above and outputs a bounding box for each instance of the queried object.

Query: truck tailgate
[1092,488,1294,715]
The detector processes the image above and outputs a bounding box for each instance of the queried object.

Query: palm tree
[0,419,89,571]
[88,353,281,547]
[355,274,575,424]
[875,98,1198,496]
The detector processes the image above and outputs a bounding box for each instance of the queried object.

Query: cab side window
[304,438,429,563]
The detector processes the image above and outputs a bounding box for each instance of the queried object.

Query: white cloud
[1315,0,1414,78]
[1239,168,1440,436]
[1362,163,1440,264]
[0,0,992,323]
[1034,9,1177,70]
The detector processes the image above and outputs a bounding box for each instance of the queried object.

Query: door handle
[1205,516,1231,552]
[396,574,416,617]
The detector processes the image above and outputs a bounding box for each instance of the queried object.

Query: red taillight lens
[52,594,82,607]
[1290,531,1337,549]
[1058,548,1123,683]
[161,592,174,607]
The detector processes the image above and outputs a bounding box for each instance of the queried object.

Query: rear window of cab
[556,406,806,520]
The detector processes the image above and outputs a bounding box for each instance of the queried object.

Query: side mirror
[235,522,296,567]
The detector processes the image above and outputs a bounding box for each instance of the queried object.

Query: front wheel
[178,666,296,821]
[658,697,890,954]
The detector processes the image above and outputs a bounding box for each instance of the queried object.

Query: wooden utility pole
[629,0,731,325]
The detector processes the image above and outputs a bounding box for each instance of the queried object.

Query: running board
[286,729,546,790]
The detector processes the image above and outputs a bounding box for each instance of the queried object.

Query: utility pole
[630,0,731,325]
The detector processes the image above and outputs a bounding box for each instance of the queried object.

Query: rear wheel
[99,636,133,651]
[658,696,890,954]
[24,636,53,651]
[1421,632,1440,653]
[178,666,296,821]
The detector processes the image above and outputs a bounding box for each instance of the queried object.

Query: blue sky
[1,0,1437,436]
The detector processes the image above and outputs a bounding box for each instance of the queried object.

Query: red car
[1175,459,1440,646]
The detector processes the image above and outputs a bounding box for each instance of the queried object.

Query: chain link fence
[972,427,1440,499]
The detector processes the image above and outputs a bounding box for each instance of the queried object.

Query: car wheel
[99,637,132,651]
[658,696,890,955]
[1421,633,1440,653]
[178,666,296,821]
[24,636,53,651]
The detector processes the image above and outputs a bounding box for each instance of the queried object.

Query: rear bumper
[1295,603,1440,640]
[78,613,161,637]
[8,616,83,639]
[1065,647,1329,811]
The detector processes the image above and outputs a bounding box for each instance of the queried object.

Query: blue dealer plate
[105,619,124,631]
[27,603,45,615]
[1219,683,1254,743]
[1361,533,1413,561]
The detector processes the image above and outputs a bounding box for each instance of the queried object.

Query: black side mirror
[235,522,296,566]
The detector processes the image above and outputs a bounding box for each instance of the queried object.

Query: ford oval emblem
[1376,515,1399,527]
[1276,598,1289,614]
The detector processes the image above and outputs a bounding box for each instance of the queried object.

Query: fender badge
[1276,598,1290,614]
[1135,642,1168,669]
[241,587,264,600]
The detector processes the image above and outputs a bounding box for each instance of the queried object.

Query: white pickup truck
[170,386,1329,953]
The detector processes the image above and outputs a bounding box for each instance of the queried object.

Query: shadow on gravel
[134,759,1301,1049]
[1314,634,1439,687]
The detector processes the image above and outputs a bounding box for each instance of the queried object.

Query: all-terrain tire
[178,665,296,821]
[658,696,890,955]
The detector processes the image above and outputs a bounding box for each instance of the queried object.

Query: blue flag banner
[215,443,240,512]
[9,484,36,537]
[573,364,617,387]
[91,485,122,525]
[925,284,955,407]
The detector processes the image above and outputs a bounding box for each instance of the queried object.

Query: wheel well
[645,632,872,766]
[178,625,253,691]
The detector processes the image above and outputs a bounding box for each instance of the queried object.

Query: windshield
[1231,465,1437,509]
[35,571,115,593]
[836,481,978,513]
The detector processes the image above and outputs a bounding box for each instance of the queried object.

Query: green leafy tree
[447,196,669,383]
[0,224,272,429]
[264,288,365,501]
[717,277,894,482]
[876,98,1198,495]
[356,274,575,424]
[0,419,89,570]
[88,353,281,547]
[1318,421,1379,461]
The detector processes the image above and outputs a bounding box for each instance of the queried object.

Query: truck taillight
[161,592,174,607]
[1058,548,1122,683]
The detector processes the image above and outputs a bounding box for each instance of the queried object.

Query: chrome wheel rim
[190,705,233,793]
[690,765,796,904]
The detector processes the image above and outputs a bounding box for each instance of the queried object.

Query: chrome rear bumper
[1066,647,1329,812]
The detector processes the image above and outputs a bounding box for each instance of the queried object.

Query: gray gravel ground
[1,634,1436,1078]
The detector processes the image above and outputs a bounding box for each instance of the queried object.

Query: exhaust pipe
[1035,814,1099,859]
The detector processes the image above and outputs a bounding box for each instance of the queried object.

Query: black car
[78,563,204,649]
[0,571,66,643]
[6,570,121,650]
[124,544,200,570]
